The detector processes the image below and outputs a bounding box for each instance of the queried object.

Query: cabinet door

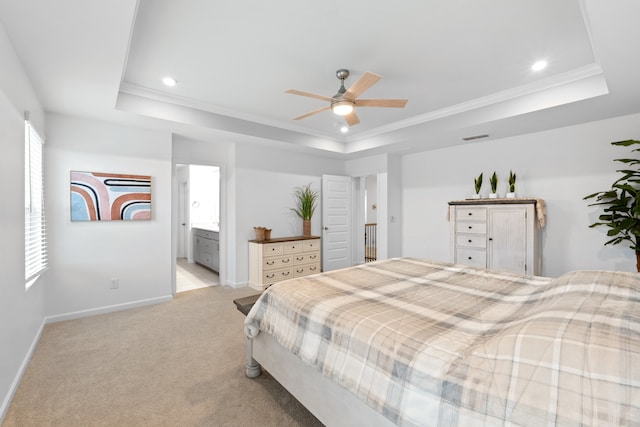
[194,237,203,263]
[211,240,220,272]
[488,207,527,274]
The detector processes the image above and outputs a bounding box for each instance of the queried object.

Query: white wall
[44,114,173,319]
[233,143,344,286]
[402,112,640,277]
[0,22,47,421]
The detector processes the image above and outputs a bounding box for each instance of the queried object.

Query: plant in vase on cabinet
[507,170,517,198]
[489,172,498,198]
[291,183,318,236]
[472,173,483,199]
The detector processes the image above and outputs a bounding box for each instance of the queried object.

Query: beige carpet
[2,286,323,426]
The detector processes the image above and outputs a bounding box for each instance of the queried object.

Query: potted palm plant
[472,173,483,199]
[584,139,640,271]
[291,183,318,236]
[489,172,498,198]
[506,170,517,198]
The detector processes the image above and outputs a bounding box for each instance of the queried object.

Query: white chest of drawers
[449,200,541,275]
[248,236,321,291]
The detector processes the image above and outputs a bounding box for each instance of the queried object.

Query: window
[25,118,47,288]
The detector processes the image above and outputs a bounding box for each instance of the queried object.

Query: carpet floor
[2,286,323,426]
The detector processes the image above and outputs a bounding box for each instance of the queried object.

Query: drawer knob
[468,212,472,216]
[468,226,472,229]
[468,239,472,243]
[468,256,472,260]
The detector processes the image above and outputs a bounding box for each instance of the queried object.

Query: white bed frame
[245,334,396,427]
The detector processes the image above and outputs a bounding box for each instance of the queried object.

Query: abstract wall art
[70,171,152,221]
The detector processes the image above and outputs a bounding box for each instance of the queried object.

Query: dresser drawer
[456,248,487,268]
[263,243,283,256]
[456,234,486,248]
[263,255,292,270]
[293,253,319,265]
[283,242,303,254]
[302,239,320,251]
[263,267,293,283]
[456,222,487,234]
[455,207,487,221]
[294,264,320,277]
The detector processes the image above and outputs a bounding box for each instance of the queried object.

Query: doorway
[364,175,378,262]
[175,164,220,293]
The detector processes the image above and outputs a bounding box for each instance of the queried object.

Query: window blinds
[25,120,47,284]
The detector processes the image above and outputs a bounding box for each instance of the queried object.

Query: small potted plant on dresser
[489,172,498,198]
[472,173,483,199]
[291,183,318,236]
[506,170,517,198]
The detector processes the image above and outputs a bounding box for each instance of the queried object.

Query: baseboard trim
[45,295,173,324]
[0,317,46,423]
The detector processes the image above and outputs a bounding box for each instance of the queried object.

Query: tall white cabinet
[449,200,541,275]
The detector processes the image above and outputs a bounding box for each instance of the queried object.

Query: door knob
[324,226,329,230]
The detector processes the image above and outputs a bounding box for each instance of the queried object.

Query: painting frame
[70,171,152,221]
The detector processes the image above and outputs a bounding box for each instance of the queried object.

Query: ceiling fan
[286,69,408,126]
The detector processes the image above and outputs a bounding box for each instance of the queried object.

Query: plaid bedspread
[244,258,640,426]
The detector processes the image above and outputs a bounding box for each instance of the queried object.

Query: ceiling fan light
[331,101,354,116]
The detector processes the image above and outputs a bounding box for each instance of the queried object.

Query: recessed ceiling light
[340,126,349,133]
[531,60,547,72]
[162,77,177,87]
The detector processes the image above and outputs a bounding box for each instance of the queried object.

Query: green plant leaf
[585,139,640,255]
[291,183,318,220]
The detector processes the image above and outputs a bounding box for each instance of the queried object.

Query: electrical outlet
[110,278,119,289]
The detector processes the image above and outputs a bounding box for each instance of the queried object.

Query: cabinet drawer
[263,267,293,283]
[456,234,486,248]
[263,255,292,270]
[199,238,214,252]
[455,207,487,221]
[263,243,283,256]
[457,222,486,234]
[193,229,217,239]
[302,239,320,251]
[293,253,319,265]
[294,264,320,277]
[456,248,487,268]
[283,242,303,254]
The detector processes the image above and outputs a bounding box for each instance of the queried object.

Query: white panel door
[488,207,527,274]
[322,175,352,271]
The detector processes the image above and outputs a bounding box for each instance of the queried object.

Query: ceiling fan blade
[355,99,408,108]
[344,111,360,126]
[286,89,334,103]
[292,105,331,120]
[344,71,381,99]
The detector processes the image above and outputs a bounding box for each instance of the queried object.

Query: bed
[244,258,640,426]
